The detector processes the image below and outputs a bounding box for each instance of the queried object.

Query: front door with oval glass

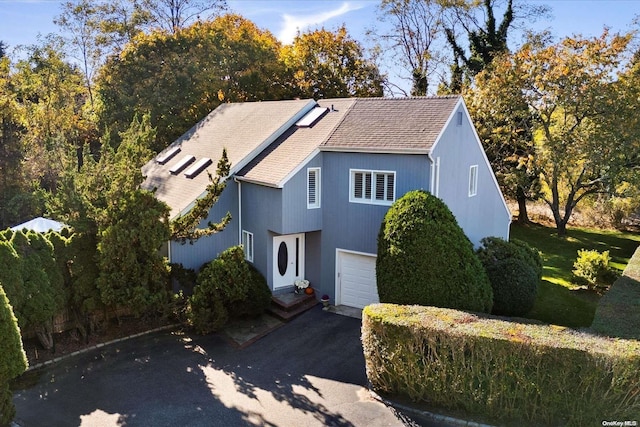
[272,234,304,290]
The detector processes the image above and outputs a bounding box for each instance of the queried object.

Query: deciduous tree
[97,14,284,151]
[484,31,638,235]
[12,39,97,187]
[371,0,450,95]
[281,26,384,98]
[140,0,227,33]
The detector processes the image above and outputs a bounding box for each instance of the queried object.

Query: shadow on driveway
[13,306,425,427]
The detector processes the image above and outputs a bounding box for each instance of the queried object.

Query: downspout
[427,152,440,197]
[428,153,434,194]
[234,177,242,245]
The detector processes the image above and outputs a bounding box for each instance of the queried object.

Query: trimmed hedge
[0,283,27,426]
[377,190,493,313]
[591,246,640,340]
[362,303,640,426]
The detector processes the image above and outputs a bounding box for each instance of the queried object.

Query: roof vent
[156,146,181,164]
[184,157,212,179]
[296,107,329,127]
[169,155,195,174]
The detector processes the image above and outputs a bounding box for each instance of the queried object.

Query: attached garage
[336,250,379,309]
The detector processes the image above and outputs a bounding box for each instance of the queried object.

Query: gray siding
[432,105,511,245]
[281,153,323,234]
[240,182,282,288]
[318,151,431,301]
[169,180,239,271]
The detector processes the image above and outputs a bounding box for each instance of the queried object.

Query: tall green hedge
[0,230,65,349]
[0,283,27,427]
[377,190,493,313]
[362,304,640,426]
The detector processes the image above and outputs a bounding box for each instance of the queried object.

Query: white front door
[273,234,304,289]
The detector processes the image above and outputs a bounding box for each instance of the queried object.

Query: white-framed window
[350,169,395,205]
[307,167,321,209]
[469,165,478,197]
[456,111,463,126]
[242,230,254,262]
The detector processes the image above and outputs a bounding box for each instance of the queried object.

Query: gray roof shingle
[141,96,461,218]
[321,96,461,152]
[238,98,356,187]
[141,99,314,218]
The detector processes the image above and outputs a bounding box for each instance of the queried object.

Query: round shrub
[230,263,272,318]
[188,246,272,334]
[476,237,541,316]
[572,249,618,290]
[485,258,538,316]
[377,190,493,313]
[476,237,543,279]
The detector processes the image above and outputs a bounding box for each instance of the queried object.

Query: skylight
[184,157,212,179]
[156,146,181,164]
[169,155,195,174]
[296,107,329,127]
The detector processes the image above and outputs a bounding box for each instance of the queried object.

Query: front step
[268,293,318,321]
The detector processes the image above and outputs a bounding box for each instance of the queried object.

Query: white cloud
[278,2,365,44]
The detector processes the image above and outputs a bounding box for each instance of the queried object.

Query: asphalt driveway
[12,306,431,427]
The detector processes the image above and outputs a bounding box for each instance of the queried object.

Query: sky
[0,0,639,92]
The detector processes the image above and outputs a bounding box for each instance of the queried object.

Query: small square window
[242,230,254,262]
[469,165,478,197]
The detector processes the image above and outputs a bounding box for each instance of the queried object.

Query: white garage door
[338,251,379,309]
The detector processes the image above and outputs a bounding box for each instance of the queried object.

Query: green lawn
[510,222,640,327]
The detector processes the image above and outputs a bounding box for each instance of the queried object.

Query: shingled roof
[321,96,461,152]
[142,96,462,218]
[141,99,314,218]
[238,98,356,187]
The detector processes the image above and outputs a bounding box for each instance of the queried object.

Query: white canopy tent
[10,217,67,233]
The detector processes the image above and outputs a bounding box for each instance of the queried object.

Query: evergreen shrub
[0,283,27,427]
[376,190,492,313]
[188,246,271,334]
[476,237,541,316]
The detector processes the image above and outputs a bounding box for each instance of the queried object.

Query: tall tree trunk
[516,185,530,224]
[556,219,568,237]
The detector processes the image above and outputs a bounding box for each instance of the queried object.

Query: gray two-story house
[142,96,511,309]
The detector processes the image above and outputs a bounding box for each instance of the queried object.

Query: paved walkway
[13,306,440,427]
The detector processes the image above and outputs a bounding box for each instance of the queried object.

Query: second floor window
[469,165,478,197]
[307,167,321,209]
[350,169,395,205]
